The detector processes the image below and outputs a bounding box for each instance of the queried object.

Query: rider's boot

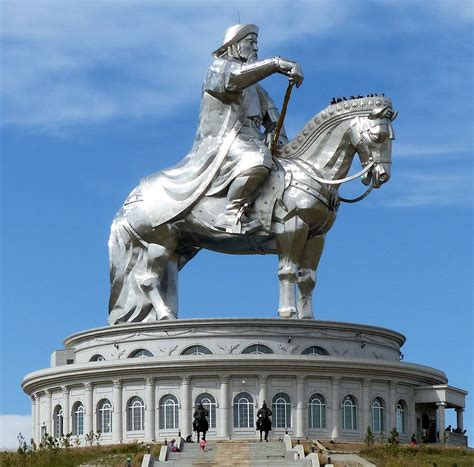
[214,167,269,233]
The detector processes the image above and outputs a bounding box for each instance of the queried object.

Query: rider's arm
[226,57,304,92]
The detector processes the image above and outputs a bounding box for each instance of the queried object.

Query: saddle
[197,159,288,235]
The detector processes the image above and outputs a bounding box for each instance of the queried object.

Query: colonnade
[30,374,417,444]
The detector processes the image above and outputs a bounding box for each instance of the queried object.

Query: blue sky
[1,0,472,449]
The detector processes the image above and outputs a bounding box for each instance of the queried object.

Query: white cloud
[0,0,348,130]
[1,0,472,132]
[0,415,31,451]
[382,171,472,207]
[394,143,470,158]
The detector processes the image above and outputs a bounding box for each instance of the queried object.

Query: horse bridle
[291,116,392,203]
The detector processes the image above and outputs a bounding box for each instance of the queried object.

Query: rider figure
[139,24,304,233]
[210,24,304,231]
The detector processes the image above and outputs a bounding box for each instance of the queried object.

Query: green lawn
[360,444,474,467]
[0,442,162,467]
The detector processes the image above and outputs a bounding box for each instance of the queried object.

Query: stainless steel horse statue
[108,96,396,325]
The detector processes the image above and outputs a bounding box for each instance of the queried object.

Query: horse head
[350,102,397,189]
[279,95,397,191]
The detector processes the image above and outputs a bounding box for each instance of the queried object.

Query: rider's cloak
[140,58,276,227]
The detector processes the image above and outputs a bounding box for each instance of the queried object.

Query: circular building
[22,318,467,446]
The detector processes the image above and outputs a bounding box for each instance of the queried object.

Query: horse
[192,404,209,442]
[108,96,396,324]
[256,402,272,442]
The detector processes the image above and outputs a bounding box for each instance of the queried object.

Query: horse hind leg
[136,242,177,321]
[161,257,179,318]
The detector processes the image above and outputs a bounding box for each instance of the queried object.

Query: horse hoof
[158,310,176,320]
[278,307,297,319]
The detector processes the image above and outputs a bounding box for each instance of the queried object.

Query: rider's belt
[239,125,264,139]
[289,180,340,211]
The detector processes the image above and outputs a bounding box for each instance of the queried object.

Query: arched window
[97,399,112,433]
[195,393,217,428]
[302,346,330,356]
[159,395,179,430]
[127,396,144,431]
[233,392,254,428]
[129,349,153,358]
[308,394,326,429]
[89,354,105,362]
[241,344,273,354]
[342,395,357,430]
[53,405,64,438]
[72,402,84,435]
[272,393,292,428]
[181,345,212,356]
[396,400,407,434]
[371,398,385,432]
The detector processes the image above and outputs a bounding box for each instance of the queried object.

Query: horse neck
[301,118,356,180]
[283,116,357,181]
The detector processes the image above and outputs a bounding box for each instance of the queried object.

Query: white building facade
[23,319,467,445]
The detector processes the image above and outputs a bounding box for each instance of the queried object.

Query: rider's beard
[245,52,258,63]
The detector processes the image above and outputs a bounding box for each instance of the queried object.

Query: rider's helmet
[212,24,259,57]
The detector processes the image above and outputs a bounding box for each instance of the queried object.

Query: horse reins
[271,82,294,156]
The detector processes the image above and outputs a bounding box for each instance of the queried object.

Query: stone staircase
[153,440,312,466]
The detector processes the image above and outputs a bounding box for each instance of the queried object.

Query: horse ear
[368,106,389,120]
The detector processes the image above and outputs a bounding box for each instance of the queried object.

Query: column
[330,377,340,440]
[387,381,396,432]
[258,375,268,407]
[84,382,93,436]
[295,376,305,438]
[31,395,37,443]
[45,390,52,436]
[436,402,446,443]
[456,408,464,431]
[181,376,191,438]
[362,379,370,434]
[112,380,123,443]
[35,392,41,442]
[219,375,230,439]
[144,377,155,441]
[62,386,70,435]
[408,386,417,437]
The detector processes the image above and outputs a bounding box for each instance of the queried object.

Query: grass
[0,442,162,467]
[360,444,474,467]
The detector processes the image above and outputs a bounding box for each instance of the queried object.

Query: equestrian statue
[256,401,272,442]
[192,402,209,442]
[108,23,397,325]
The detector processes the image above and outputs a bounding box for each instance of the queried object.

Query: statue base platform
[23,318,467,446]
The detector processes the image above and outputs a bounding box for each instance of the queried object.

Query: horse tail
[108,211,154,324]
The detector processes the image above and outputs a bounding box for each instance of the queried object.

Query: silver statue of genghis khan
[108,24,396,325]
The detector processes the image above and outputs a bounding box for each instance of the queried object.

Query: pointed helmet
[212,24,259,56]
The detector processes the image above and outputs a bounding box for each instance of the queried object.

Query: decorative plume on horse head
[108,23,397,325]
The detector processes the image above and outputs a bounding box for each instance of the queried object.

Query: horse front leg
[276,215,309,319]
[296,235,325,319]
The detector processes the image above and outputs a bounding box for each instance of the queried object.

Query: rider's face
[238,34,258,63]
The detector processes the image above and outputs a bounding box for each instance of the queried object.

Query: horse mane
[279,95,393,159]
